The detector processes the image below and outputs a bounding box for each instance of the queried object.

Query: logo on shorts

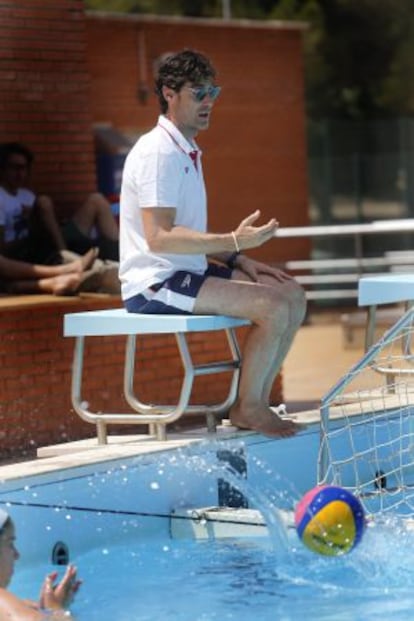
[184,167,189,174]
[181,274,192,288]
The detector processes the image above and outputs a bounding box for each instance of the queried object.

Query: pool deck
[283,309,367,410]
[0,309,368,482]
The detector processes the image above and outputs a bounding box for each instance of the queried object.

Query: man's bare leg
[259,281,306,403]
[231,270,306,405]
[193,277,301,437]
[71,193,119,241]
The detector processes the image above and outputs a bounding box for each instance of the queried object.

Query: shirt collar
[157,115,202,157]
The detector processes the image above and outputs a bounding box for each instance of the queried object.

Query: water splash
[12,438,414,620]
[128,439,296,556]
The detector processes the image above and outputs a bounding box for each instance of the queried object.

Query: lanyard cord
[158,123,198,170]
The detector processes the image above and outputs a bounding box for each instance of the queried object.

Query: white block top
[358,274,414,306]
[64,308,250,337]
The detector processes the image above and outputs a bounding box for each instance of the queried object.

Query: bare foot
[230,403,303,438]
[62,247,99,274]
[79,246,99,271]
[52,268,106,295]
[52,274,82,295]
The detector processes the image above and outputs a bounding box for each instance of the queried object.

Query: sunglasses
[186,85,222,102]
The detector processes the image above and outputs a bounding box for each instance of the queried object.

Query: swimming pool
[3,418,414,621]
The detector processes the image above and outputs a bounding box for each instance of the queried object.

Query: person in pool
[0,509,81,620]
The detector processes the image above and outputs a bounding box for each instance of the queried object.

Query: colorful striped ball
[294,485,365,556]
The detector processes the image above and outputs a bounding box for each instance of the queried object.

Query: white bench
[64,309,250,443]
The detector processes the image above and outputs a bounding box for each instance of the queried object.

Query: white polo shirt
[119,115,208,300]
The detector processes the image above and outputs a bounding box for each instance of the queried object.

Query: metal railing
[275,219,414,301]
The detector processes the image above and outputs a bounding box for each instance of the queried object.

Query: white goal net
[318,307,414,516]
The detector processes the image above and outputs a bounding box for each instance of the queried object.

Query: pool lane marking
[0,500,266,527]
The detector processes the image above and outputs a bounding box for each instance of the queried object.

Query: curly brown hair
[155,49,216,113]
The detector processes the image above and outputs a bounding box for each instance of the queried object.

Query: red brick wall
[0,0,96,215]
[86,14,310,263]
[0,7,301,456]
[0,5,309,250]
[0,300,282,458]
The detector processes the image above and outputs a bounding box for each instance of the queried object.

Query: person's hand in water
[39,564,81,611]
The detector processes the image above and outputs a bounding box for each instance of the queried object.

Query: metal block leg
[69,325,244,443]
[206,412,218,433]
[155,424,167,441]
[123,331,198,439]
[97,420,108,444]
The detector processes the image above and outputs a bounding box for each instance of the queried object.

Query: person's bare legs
[0,247,98,280]
[57,247,98,274]
[71,192,119,241]
[8,274,83,295]
[193,277,303,437]
[35,195,67,251]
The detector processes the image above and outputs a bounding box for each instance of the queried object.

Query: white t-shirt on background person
[0,186,36,242]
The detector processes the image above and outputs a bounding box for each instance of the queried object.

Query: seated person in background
[0,142,119,264]
[0,246,100,295]
[0,508,81,620]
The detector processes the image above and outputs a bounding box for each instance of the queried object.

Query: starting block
[64,308,250,443]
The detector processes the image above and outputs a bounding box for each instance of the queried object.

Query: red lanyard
[158,123,198,170]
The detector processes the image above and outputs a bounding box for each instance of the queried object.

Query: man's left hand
[234,255,293,283]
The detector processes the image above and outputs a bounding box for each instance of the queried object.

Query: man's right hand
[233,210,278,250]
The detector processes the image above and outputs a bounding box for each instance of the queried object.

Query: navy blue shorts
[125,263,233,315]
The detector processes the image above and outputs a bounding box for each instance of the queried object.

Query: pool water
[16,518,414,621]
[6,430,414,621]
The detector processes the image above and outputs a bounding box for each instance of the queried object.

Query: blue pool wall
[0,426,321,567]
[4,407,409,569]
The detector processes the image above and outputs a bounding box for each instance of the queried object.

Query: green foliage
[272,0,414,119]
